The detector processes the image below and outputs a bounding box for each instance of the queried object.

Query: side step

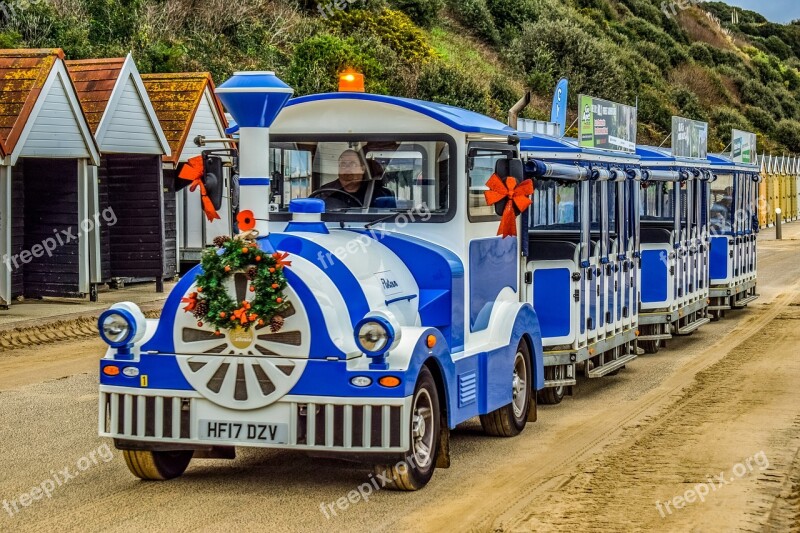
[676,317,711,335]
[638,333,672,341]
[732,294,759,308]
[543,377,577,389]
[708,304,732,311]
[587,352,637,378]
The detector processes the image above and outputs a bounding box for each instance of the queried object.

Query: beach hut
[141,73,229,271]
[0,49,100,308]
[66,54,172,290]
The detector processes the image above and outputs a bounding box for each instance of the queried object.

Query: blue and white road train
[96,72,761,489]
[634,146,713,353]
[98,72,546,490]
[706,154,760,318]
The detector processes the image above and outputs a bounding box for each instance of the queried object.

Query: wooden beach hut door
[100,154,166,283]
[22,158,81,298]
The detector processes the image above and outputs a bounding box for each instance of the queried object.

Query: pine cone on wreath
[246,266,258,281]
[270,315,284,333]
[213,235,230,248]
[193,299,209,319]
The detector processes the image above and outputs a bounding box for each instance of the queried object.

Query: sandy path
[0,231,798,532]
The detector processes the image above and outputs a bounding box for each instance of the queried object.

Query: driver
[317,150,394,209]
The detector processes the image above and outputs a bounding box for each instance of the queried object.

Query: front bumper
[99,385,412,454]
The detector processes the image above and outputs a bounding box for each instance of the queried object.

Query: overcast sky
[721,0,800,23]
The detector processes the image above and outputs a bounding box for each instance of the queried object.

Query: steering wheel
[309,188,364,207]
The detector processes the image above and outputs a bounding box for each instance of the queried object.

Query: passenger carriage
[519,134,640,404]
[635,146,712,352]
[97,72,546,490]
[706,154,760,317]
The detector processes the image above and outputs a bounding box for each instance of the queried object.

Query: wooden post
[0,165,11,308]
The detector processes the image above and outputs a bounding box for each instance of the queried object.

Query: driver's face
[338,153,365,193]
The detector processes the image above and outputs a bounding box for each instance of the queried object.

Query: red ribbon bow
[273,252,292,269]
[179,156,221,222]
[483,174,534,238]
[181,292,198,312]
[232,307,250,325]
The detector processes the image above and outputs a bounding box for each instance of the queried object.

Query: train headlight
[354,310,402,357]
[98,302,146,352]
[355,318,393,355]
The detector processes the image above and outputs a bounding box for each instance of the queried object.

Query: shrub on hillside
[672,88,708,123]
[513,18,628,103]
[637,85,673,133]
[445,0,500,44]
[740,79,781,118]
[286,34,387,95]
[775,120,800,152]
[711,107,753,146]
[744,106,776,135]
[689,42,714,66]
[415,60,488,113]
[329,8,436,63]
[622,18,688,67]
[389,0,443,28]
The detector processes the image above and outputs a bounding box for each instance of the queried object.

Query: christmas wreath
[181,229,291,335]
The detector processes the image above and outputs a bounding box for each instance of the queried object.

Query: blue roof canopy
[708,153,759,173]
[284,93,518,137]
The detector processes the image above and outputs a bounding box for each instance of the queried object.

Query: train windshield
[267,137,452,220]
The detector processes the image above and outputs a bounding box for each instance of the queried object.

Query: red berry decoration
[271,283,279,289]
[256,256,262,262]
[276,297,283,303]
[197,321,203,327]
[241,247,249,254]
[249,286,255,292]
[224,265,231,272]
[219,311,226,318]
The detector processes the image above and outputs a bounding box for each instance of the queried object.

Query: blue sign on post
[550,78,569,137]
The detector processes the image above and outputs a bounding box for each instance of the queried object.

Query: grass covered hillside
[0,0,798,152]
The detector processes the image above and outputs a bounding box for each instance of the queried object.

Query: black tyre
[640,325,660,354]
[481,341,532,436]
[537,361,565,405]
[123,450,194,481]
[374,366,440,491]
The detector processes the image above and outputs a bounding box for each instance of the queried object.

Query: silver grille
[99,390,409,452]
[99,390,197,440]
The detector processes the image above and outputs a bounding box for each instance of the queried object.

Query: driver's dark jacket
[322,180,394,209]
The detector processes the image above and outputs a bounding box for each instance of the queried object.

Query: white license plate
[199,420,288,444]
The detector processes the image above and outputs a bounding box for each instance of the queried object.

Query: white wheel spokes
[177,355,307,410]
[412,389,434,469]
[512,351,528,418]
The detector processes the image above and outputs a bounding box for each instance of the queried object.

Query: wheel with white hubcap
[481,341,532,436]
[122,450,193,481]
[374,366,440,491]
